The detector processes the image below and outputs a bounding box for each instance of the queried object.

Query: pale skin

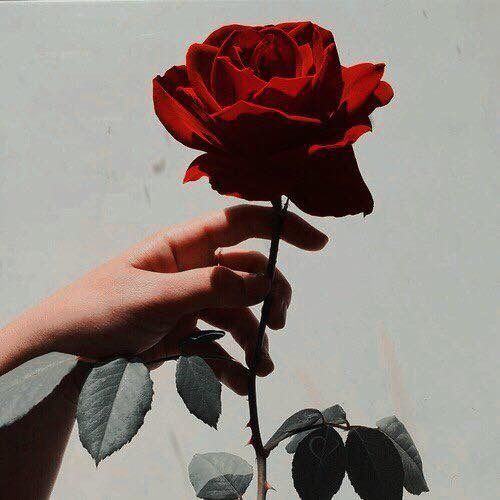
[0,204,328,498]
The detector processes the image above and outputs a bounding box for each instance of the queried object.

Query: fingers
[147,265,271,314]
[217,249,291,329]
[182,340,249,396]
[199,308,274,376]
[162,204,329,270]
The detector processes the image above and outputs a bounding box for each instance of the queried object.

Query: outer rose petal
[211,100,321,155]
[289,146,374,217]
[173,86,216,128]
[356,80,395,117]
[309,123,372,154]
[186,43,220,112]
[374,80,394,105]
[153,78,219,152]
[184,146,373,218]
[158,65,189,94]
[184,153,288,201]
[341,63,386,115]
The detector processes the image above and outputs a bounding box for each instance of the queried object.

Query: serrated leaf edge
[77,359,153,465]
[176,356,221,429]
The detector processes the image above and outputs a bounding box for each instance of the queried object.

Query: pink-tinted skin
[0,204,327,498]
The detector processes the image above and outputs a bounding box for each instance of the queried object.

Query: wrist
[0,305,55,376]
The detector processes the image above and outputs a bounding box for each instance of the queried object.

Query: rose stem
[248,197,288,500]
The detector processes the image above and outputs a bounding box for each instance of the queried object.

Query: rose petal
[173,86,216,129]
[315,24,335,48]
[374,80,394,106]
[185,146,374,218]
[153,77,220,152]
[249,27,302,80]
[157,65,189,94]
[211,100,321,155]
[311,25,333,70]
[204,24,252,47]
[217,27,264,65]
[186,43,220,112]
[299,44,314,75]
[287,21,315,44]
[289,146,374,217]
[348,79,394,120]
[277,21,334,48]
[252,75,313,115]
[275,22,302,33]
[341,63,386,115]
[184,153,287,201]
[313,42,343,115]
[309,123,372,154]
[211,56,266,107]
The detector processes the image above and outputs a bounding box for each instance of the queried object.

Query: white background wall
[1,1,498,499]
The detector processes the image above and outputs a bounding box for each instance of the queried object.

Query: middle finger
[217,248,292,329]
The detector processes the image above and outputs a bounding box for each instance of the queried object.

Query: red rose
[153,21,393,217]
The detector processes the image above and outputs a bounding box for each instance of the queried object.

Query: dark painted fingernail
[280,301,288,326]
[317,232,329,247]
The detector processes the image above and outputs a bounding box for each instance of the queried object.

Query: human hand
[0,205,327,394]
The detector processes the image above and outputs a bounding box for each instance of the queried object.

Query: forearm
[0,367,83,499]
[0,301,60,376]
[0,313,84,499]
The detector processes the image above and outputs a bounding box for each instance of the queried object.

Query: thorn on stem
[265,481,276,492]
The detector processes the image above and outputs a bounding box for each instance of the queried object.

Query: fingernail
[280,300,288,325]
[317,231,329,248]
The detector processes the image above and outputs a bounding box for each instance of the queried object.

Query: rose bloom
[153,21,393,217]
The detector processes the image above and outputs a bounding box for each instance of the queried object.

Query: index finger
[165,204,329,271]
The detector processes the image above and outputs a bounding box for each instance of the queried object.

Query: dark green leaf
[286,405,347,454]
[0,352,78,428]
[182,330,225,346]
[265,408,322,451]
[323,405,348,425]
[176,355,221,428]
[346,426,403,500]
[77,357,153,465]
[377,416,429,494]
[189,452,253,499]
[292,426,346,499]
